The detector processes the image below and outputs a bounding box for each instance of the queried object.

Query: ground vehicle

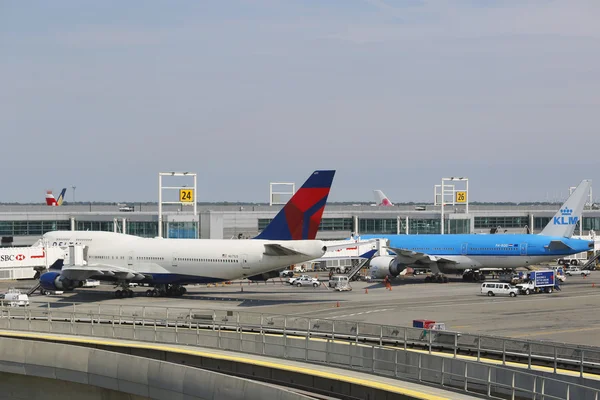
[280,270,294,278]
[565,267,591,277]
[292,276,320,287]
[3,290,30,307]
[82,279,100,288]
[288,275,312,285]
[480,282,518,297]
[293,264,307,273]
[515,270,557,295]
[328,275,349,288]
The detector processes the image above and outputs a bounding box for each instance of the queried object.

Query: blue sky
[1,1,599,203]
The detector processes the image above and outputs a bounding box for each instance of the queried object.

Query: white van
[480,282,518,297]
[328,275,349,288]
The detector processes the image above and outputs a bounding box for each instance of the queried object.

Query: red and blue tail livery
[255,170,335,241]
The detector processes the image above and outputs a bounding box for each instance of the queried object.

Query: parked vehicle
[3,290,30,307]
[288,274,312,285]
[280,270,294,278]
[480,282,518,297]
[82,279,100,288]
[292,276,320,287]
[565,267,591,277]
[328,275,349,288]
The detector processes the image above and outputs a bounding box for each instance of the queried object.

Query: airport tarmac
[3,273,600,347]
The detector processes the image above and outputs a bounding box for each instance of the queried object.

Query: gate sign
[179,189,194,203]
[455,191,467,203]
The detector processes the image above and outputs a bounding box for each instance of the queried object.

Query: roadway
[4,272,600,347]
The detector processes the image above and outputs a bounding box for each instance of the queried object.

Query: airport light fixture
[440,177,469,235]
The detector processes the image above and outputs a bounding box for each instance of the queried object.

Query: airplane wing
[60,263,146,281]
[546,240,573,251]
[385,246,457,265]
[263,244,306,257]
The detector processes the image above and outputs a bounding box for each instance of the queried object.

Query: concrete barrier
[0,337,312,400]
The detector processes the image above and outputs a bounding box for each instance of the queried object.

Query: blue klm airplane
[361,180,593,282]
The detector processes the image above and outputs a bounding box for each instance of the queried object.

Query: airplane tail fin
[56,188,67,206]
[255,170,335,240]
[45,191,57,206]
[374,190,393,206]
[540,180,591,237]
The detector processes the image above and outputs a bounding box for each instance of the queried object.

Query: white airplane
[37,170,335,298]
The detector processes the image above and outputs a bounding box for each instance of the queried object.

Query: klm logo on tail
[553,208,578,225]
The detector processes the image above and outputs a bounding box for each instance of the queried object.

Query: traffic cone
[336,301,340,308]
[365,288,368,294]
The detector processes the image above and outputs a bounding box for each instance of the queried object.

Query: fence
[3,300,599,377]
[1,302,600,399]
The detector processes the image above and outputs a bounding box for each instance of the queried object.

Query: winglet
[255,170,335,240]
[540,180,591,237]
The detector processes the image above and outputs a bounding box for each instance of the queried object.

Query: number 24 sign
[179,189,194,203]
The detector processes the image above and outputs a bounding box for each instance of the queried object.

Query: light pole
[72,186,77,203]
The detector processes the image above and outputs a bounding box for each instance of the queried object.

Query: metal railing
[0,304,598,400]
[2,300,599,377]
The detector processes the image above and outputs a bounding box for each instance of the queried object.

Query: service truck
[516,270,557,295]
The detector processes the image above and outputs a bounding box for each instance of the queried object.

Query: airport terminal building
[1,203,599,246]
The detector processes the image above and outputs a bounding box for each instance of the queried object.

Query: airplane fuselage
[361,233,593,273]
[42,231,326,284]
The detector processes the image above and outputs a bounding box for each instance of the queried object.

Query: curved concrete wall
[0,337,310,400]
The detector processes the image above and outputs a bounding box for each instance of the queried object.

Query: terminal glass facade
[474,216,529,230]
[0,220,70,236]
[534,217,550,231]
[126,221,158,238]
[76,221,113,232]
[408,219,441,234]
[167,222,197,238]
[358,218,399,234]
[445,219,470,234]
[582,217,600,232]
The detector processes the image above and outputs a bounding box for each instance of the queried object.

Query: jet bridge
[0,246,67,280]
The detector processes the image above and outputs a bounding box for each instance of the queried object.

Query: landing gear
[115,289,134,298]
[145,284,187,298]
[462,270,485,282]
[114,281,136,298]
[425,274,448,283]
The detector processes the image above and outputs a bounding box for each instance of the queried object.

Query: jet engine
[39,272,78,291]
[369,256,404,279]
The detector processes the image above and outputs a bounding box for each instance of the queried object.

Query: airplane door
[128,251,134,267]
[172,253,178,267]
[520,243,527,256]
[239,254,249,270]
[461,243,468,255]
